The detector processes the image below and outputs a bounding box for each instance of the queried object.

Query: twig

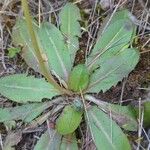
[38,0,41,28]
[80,91,95,144]
[142,38,150,49]
[119,78,127,104]
[138,0,150,14]
[0,133,3,150]
[137,98,144,150]
[85,0,99,62]
[101,0,127,35]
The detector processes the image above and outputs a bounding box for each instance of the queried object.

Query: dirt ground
[0,0,150,149]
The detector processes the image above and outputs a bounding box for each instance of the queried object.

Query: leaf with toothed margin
[96,102,138,131]
[34,130,79,150]
[98,9,135,35]
[59,2,81,64]
[12,19,72,81]
[0,102,53,123]
[86,106,131,150]
[87,48,139,93]
[38,22,72,81]
[0,74,59,103]
[34,129,62,150]
[59,2,81,37]
[12,19,40,72]
[86,10,139,93]
[87,19,136,66]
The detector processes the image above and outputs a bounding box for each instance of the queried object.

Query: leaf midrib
[19,24,39,63]
[45,27,68,79]
[89,63,122,90]
[1,84,51,91]
[89,48,135,89]
[90,111,117,150]
[68,6,71,36]
[89,20,132,67]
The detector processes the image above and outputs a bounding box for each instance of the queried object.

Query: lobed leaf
[56,105,83,135]
[59,2,81,64]
[0,74,59,103]
[87,106,131,150]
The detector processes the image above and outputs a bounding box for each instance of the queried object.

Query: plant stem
[21,0,71,95]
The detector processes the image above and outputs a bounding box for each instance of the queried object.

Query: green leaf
[87,106,131,150]
[107,9,134,24]
[0,74,59,103]
[87,9,137,74]
[64,36,79,64]
[93,9,136,52]
[88,48,139,93]
[12,19,72,81]
[34,130,79,150]
[7,47,21,58]
[68,64,90,92]
[12,20,40,72]
[98,102,137,131]
[56,105,83,135]
[84,95,138,131]
[143,102,150,127]
[135,101,150,127]
[109,10,136,43]
[59,2,81,64]
[38,22,72,80]
[59,2,81,37]
[60,134,79,150]
[0,102,52,123]
[34,129,62,150]
[86,11,139,93]
[87,19,135,65]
